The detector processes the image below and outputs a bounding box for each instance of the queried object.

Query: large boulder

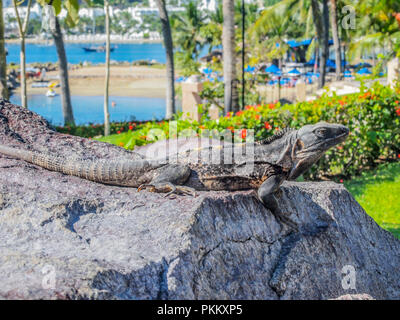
[0,99,399,300]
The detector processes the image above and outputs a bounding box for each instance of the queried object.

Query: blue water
[10,94,166,125]
[5,42,167,64]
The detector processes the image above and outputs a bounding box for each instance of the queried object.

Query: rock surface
[0,100,400,300]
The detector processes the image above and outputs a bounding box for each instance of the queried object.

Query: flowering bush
[56,121,141,139]
[58,82,400,180]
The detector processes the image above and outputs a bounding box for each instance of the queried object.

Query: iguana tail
[0,144,157,187]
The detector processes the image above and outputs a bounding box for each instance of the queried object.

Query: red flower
[339,179,344,183]
[245,105,253,110]
[129,125,134,130]
[398,154,400,159]
[268,103,275,110]
[396,108,400,116]
[339,100,345,106]
[226,112,233,118]
[264,122,272,130]
[241,129,247,139]
[254,114,260,120]
[275,127,280,131]
[395,100,399,104]
[236,111,244,116]
[117,130,121,134]
[337,145,343,150]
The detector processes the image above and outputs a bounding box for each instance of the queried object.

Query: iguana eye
[315,128,327,137]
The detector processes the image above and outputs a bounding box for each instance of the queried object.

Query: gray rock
[333,294,375,300]
[0,100,399,300]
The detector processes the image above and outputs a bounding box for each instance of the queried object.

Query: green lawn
[344,162,400,239]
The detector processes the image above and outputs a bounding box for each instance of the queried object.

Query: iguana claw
[137,183,196,197]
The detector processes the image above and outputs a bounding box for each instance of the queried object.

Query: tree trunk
[311,0,328,89]
[0,0,8,100]
[104,0,111,136]
[50,15,75,125]
[330,0,341,80]
[20,36,27,108]
[222,0,239,114]
[321,0,329,87]
[155,0,175,119]
[13,0,32,108]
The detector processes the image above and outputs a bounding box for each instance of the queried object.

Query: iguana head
[288,122,349,180]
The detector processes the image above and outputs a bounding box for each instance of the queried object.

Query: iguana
[0,122,348,228]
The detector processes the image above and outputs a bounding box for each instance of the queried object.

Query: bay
[10,94,166,125]
[5,42,167,64]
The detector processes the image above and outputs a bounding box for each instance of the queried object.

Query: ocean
[7,42,171,125]
[10,94,167,125]
[5,42,167,64]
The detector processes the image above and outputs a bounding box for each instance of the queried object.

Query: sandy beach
[14,65,168,98]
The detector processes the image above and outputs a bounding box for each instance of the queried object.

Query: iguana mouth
[296,130,349,157]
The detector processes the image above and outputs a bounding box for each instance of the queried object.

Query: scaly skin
[0,122,349,228]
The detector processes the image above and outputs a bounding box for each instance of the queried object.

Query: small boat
[46,89,57,97]
[82,46,115,53]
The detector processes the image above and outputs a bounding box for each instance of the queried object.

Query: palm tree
[348,0,400,63]
[330,0,342,80]
[200,2,223,53]
[256,0,330,87]
[222,0,239,113]
[12,0,32,108]
[155,0,175,119]
[251,8,296,69]
[170,2,205,75]
[311,0,329,88]
[48,7,75,125]
[0,0,8,100]
[104,0,111,136]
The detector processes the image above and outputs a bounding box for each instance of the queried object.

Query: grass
[344,162,400,239]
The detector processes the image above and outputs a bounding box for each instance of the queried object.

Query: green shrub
[55,121,143,139]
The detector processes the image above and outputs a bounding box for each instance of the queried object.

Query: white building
[200,0,217,12]
[3,2,42,20]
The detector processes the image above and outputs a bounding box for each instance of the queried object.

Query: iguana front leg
[138,182,196,197]
[138,164,196,197]
[258,174,298,230]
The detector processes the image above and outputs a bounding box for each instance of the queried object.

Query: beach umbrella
[355,62,372,68]
[287,68,301,75]
[344,70,352,77]
[265,64,280,73]
[202,68,213,75]
[306,59,317,66]
[356,67,372,75]
[245,65,256,73]
[326,59,336,68]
